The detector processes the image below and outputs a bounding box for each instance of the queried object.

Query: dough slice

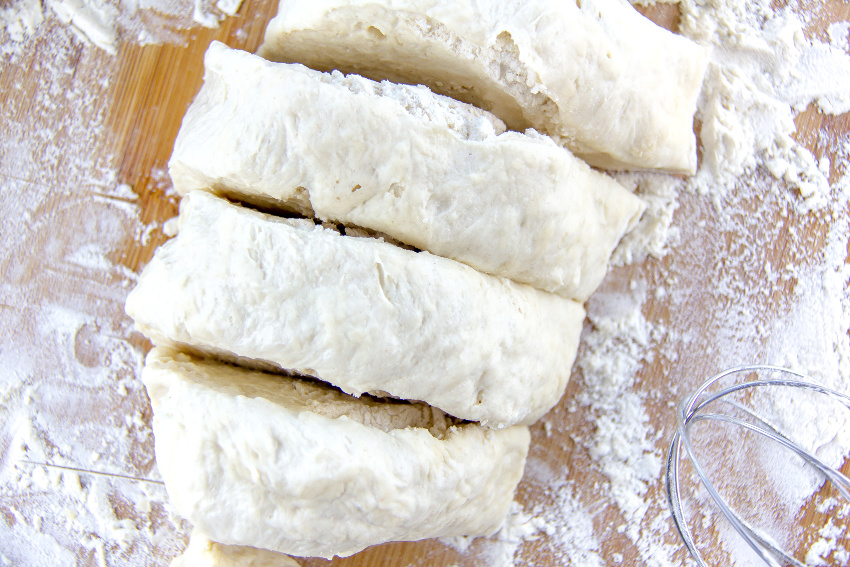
[145,348,531,559]
[125,191,585,428]
[170,42,644,301]
[258,0,709,173]
[171,530,300,566]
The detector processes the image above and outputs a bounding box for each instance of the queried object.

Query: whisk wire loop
[674,400,791,567]
[666,365,850,567]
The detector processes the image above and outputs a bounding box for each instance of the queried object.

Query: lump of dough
[125,191,585,428]
[170,42,645,301]
[171,530,300,566]
[145,348,531,559]
[257,0,709,173]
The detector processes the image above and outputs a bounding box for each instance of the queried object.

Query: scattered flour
[441,502,549,567]
[0,0,244,57]
[0,0,43,48]
[0,24,183,566]
[805,498,850,566]
[519,458,608,566]
[610,173,683,265]
[559,1,850,566]
[681,0,850,209]
[829,20,850,52]
[1,0,849,566]
[577,282,659,527]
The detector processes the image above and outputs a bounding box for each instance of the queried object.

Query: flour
[0,0,244,57]
[0,24,184,565]
[829,21,850,51]
[681,0,850,210]
[0,0,43,48]
[519,1,850,566]
[2,0,850,566]
[440,501,549,567]
[518,460,607,566]
[193,0,241,28]
[610,173,682,265]
[805,498,850,566]
[577,282,657,525]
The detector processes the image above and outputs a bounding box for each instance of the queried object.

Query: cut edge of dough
[257,3,704,173]
[209,40,508,142]
[144,345,532,558]
[145,346,464,439]
[258,8,557,136]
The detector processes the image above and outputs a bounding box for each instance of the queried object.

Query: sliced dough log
[170,42,644,302]
[145,348,531,559]
[258,0,709,173]
[171,530,301,566]
[126,191,585,428]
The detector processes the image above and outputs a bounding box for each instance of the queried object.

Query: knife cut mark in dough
[170,42,645,301]
[145,348,531,559]
[258,0,709,173]
[125,191,585,428]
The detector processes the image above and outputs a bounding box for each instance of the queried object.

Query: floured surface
[1,0,247,56]
[1,1,849,566]
[0,22,179,566]
[0,3,277,565]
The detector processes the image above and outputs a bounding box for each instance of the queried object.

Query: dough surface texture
[125,191,585,428]
[170,530,300,567]
[170,42,644,301]
[145,348,531,559]
[258,0,709,173]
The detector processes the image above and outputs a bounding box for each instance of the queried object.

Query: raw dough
[125,191,585,428]
[171,530,300,567]
[145,348,531,559]
[257,0,709,173]
[170,42,645,301]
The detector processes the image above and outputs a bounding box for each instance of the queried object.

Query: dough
[171,530,300,567]
[125,191,585,428]
[145,348,531,559]
[170,42,645,301]
[258,0,709,173]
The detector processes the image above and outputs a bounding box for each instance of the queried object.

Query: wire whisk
[666,365,850,567]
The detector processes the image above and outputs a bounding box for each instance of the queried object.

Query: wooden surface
[1,1,848,566]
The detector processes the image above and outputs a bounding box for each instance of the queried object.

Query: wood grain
[111,0,280,273]
[1,1,848,565]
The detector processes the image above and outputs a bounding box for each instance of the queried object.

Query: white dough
[171,530,300,567]
[125,191,585,428]
[258,0,709,173]
[145,348,531,559]
[170,42,644,301]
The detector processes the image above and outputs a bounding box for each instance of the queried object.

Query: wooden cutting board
[1,1,848,565]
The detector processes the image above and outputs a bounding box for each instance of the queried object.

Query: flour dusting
[0,25,184,565]
[2,0,849,565]
[682,0,850,209]
[551,0,850,565]
[1,0,43,49]
[0,0,244,57]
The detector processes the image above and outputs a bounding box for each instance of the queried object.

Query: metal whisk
[666,365,850,566]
